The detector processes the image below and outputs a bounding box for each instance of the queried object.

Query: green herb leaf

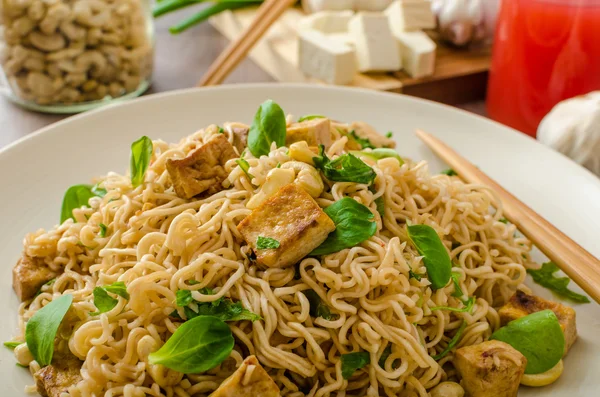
[236,158,254,180]
[218,126,225,134]
[91,183,107,197]
[103,282,129,299]
[61,184,102,223]
[311,197,377,256]
[99,223,107,237]
[248,99,287,157]
[527,262,590,303]
[350,149,404,164]
[378,345,391,367]
[451,272,463,298]
[314,150,376,184]
[385,131,393,138]
[34,278,56,298]
[374,196,385,218]
[130,136,153,187]
[441,169,457,176]
[433,320,467,360]
[408,270,422,281]
[430,297,475,313]
[341,352,370,379]
[176,290,194,307]
[25,294,73,367]
[407,225,452,290]
[491,310,565,374]
[176,289,261,322]
[256,236,280,250]
[3,341,22,349]
[91,282,129,315]
[148,316,234,373]
[298,114,326,122]
[499,218,509,224]
[304,290,338,321]
[349,130,375,149]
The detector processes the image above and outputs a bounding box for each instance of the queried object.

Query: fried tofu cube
[224,122,249,155]
[166,134,237,199]
[454,340,527,397]
[499,290,577,355]
[346,121,396,150]
[237,183,335,268]
[35,353,83,397]
[209,355,280,397]
[286,118,332,148]
[13,255,59,301]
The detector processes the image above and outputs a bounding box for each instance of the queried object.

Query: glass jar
[486,0,600,137]
[0,0,154,113]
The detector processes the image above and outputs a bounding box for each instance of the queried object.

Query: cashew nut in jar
[73,0,110,28]
[280,161,324,198]
[29,31,66,51]
[39,3,71,35]
[246,168,295,210]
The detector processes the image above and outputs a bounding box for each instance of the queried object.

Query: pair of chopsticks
[416,130,600,304]
[198,0,297,87]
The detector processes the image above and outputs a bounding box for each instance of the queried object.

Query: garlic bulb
[431,0,499,47]
[538,92,600,176]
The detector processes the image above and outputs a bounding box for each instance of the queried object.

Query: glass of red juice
[486,0,600,137]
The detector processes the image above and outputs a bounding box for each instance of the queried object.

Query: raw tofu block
[303,0,355,14]
[354,0,393,11]
[394,30,436,78]
[499,290,577,356]
[385,0,436,34]
[35,353,83,397]
[286,117,332,148]
[298,10,354,34]
[237,184,335,269]
[454,340,527,397]
[348,13,401,72]
[298,30,357,85]
[210,356,280,397]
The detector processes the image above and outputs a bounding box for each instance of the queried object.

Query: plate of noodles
[1,84,599,397]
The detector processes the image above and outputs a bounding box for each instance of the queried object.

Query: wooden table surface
[0,8,486,150]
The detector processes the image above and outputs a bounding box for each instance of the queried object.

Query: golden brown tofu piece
[224,122,249,154]
[13,255,59,302]
[237,184,335,268]
[34,353,83,397]
[209,355,280,397]
[346,121,396,150]
[166,134,237,199]
[499,290,577,355]
[286,118,332,148]
[454,340,527,397]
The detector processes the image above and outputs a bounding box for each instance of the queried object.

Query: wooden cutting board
[209,7,491,105]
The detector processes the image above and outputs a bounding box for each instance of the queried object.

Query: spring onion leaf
[99,223,107,237]
[349,130,375,149]
[491,310,565,374]
[61,184,103,223]
[256,236,280,249]
[527,262,590,303]
[441,168,457,176]
[304,290,338,321]
[451,272,463,298]
[25,294,73,366]
[3,341,22,349]
[408,270,422,281]
[311,197,377,256]
[248,99,287,157]
[430,297,475,313]
[148,316,234,373]
[341,352,370,379]
[499,218,509,224]
[433,320,467,360]
[236,158,254,180]
[130,136,153,187]
[407,225,452,290]
[350,149,404,164]
[313,146,376,184]
[298,114,326,122]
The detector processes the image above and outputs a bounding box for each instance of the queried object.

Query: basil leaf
[491,310,565,374]
[433,320,467,360]
[25,294,73,366]
[527,262,590,303]
[431,297,475,313]
[236,158,254,180]
[304,290,339,321]
[408,270,422,281]
[374,196,385,218]
[148,316,234,373]
[319,153,376,184]
[451,272,463,298]
[176,290,261,322]
[130,136,153,187]
[350,149,404,164]
[348,130,375,149]
[103,282,129,299]
[407,225,452,290]
[248,99,287,157]
[341,352,370,379]
[256,236,280,249]
[61,184,99,223]
[311,197,377,256]
[3,341,22,349]
[91,282,129,315]
[441,168,457,176]
[99,223,107,237]
[298,114,325,122]
[176,290,194,307]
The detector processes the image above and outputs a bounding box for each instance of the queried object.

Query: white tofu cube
[298,30,357,85]
[298,10,354,34]
[354,0,393,11]
[348,13,401,72]
[394,30,436,78]
[303,0,356,14]
[385,0,436,34]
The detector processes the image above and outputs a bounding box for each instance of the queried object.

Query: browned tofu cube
[499,290,577,355]
[166,134,237,199]
[209,355,280,397]
[35,353,83,397]
[346,121,396,150]
[224,122,249,154]
[286,118,332,148]
[237,184,335,268]
[13,255,59,301]
[454,340,527,397]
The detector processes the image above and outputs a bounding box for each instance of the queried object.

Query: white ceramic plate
[1,84,598,396]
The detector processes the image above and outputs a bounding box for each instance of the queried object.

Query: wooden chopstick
[416,129,600,304]
[198,0,297,87]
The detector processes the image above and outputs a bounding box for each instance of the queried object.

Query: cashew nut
[74,50,106,75]
[73,0,110,28]
[289,141,317,165]
[26,71,61,96]
[430,382,465,397]
[81,79,98,92]
[280,161,324,198]
[27,0,46,21]
[23,56,44,70]
[46,41,85,61]
[29,31,65,51]
[86,27,101,46]
[59,20,86,41]
[12,15,36,36]
[65,72,86,87]
[39,2,70,34]
[246,168,295,209]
